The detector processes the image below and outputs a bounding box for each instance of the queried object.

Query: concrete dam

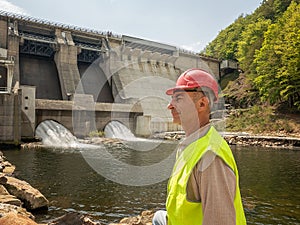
[0,10,222,144]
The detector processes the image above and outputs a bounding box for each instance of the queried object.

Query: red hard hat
[166,68,219,101]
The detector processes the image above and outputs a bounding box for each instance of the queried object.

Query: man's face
[168,91,201,126]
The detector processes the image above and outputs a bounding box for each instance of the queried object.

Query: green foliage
[203,16,248,60]
[226,105,296,134]
[254,1,300,109]
[89,130,105,137]
[203,0,300,110]
[237,18,271,74]
[257,0,294,21]
[226,106,275,133]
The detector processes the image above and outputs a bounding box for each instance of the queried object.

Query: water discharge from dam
[104,120,165,152]
[36,120,137,146]
[34,119,176,187]
[35,120,79,148]
[35,120,136,147]
[104,121,136,140]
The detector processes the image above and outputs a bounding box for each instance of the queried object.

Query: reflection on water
[233,146,300,225]
[2,144,300,225]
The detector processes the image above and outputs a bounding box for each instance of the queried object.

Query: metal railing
[0,87,11,93]
[19,32,56,44]
[0,10,217,59]
[0,10,122,39]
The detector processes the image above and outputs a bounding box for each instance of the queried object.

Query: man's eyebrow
[172,93,184,99]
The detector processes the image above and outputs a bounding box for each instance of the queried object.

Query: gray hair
[201,86,217,112]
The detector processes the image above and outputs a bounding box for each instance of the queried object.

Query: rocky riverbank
[21,130,300,150]
[224,133,300,148]
[0,151,48,224]
[155,131,300,149]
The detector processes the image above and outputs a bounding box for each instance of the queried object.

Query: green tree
[256,0,295,21]
[237,18,271,75]
[203,16,248,60]
[254,1,300,108]
[277,1,300,108]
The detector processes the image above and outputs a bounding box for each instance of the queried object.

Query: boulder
[0,203,34,219]
[0,185,22,206]
[47,212,101,225]
[0,212,38,225]
[111,210,154,225]
[0,194,23,206]
[0,174,7,183]
[0,176,49,210]
[0,161,16,174]
[0,185,9,195]
[0,154,16,175]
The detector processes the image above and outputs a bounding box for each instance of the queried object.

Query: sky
[0,0,262,52]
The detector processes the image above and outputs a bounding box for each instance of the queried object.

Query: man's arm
[199,153,236,225]
[197,152,236,225]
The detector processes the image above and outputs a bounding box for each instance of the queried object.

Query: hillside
[201,0,300,136]
[202,0,300,111]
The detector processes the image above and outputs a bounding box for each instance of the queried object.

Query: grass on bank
[225,105,300,137]
[88,130,105,137]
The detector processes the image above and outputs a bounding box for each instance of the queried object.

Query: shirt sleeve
[186,151,236,225]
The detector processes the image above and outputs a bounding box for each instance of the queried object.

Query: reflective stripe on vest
[166,126,246,225]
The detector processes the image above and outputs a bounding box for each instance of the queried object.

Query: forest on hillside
[202,0,300,111]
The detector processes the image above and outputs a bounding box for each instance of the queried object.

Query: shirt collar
[177,123,211,156]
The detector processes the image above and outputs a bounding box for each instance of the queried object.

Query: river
[2,143,300,225]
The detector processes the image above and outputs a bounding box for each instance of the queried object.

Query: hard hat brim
[166,87,183,95]
[166,85,200,95]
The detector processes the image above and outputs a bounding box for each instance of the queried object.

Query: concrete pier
[0,91,21,145]
[54,29,83,100]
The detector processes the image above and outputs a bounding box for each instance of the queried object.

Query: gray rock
[48,212,101,225]
[1,176,49,210]
[0,203,34,219]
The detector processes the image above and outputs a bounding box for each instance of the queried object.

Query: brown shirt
[177,125,236,225]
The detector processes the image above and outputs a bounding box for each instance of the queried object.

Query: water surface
[2,144,300,224]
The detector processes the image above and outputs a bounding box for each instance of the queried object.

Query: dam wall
[106,46,182,133]
[20,55,62,99]
[0,10,221,142]
[102,39,220,133]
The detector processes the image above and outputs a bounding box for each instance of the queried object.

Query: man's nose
[167,102,174,109]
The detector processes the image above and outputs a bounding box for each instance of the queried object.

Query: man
[153,68,246,225]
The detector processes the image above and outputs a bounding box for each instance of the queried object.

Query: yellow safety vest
[166,126,246,225]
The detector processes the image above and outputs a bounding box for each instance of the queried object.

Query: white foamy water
[104,121,136,140]
[104,121,164,151]
[35,120,79,148]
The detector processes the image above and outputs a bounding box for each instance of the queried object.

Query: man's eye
[175,96,183,102]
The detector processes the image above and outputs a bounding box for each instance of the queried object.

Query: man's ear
[197,97,209,111]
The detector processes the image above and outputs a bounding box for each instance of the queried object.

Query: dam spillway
[0,10,221,144]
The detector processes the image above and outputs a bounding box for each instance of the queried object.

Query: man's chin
[173,118,181,124]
